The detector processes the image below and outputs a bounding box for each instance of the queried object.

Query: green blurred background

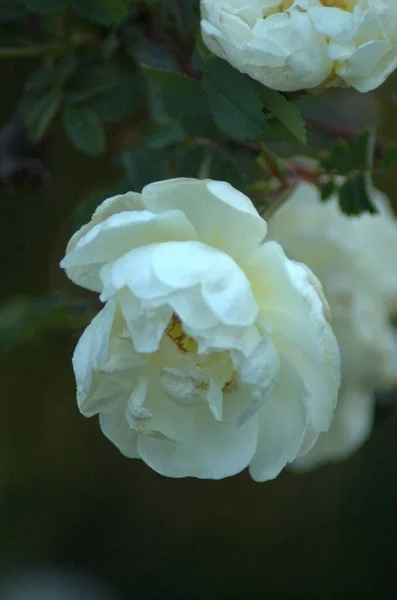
[1,56,397,600]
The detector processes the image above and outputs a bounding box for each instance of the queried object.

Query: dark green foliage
[202,58,268,141]
[23,89,62,142]
[1,0,393,221]
[0,0,27,20]
[338,174,377,216]
[63,104,106,155]
[144,66,222,139]
[74,0,128,25]
[23,0,69,14]
[257,85,307,144]
[320,180,336,201]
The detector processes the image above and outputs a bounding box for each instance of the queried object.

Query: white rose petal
[200,0,397,92]
[269,180,397,468]
[61,177,340,480]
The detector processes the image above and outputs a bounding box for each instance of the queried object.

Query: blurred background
[1,3,397,599]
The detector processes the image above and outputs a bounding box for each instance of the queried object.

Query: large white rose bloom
[200,0,397,92]
[60,178,340,480]
[268,181,397,468]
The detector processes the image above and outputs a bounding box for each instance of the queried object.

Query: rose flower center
[165,313,236,394]
[166,314,198,354]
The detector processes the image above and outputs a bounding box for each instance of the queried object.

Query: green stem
[258,142,290,189]
[0,43,65,58]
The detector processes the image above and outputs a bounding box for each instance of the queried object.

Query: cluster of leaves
[1,0,396,212]
[318,132,397,215]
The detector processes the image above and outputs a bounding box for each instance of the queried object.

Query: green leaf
[65,66,119,103]
[26,65,63,92]
[320,139,351,174]
[202,58,267,140]
[338,174,377,216]
[145,122,185,149]
[320,180,336,201]
[63,104,106,155]
[258,86,307,144]
[74,0,128,26]
[144,66,209,120]
[23,0,69,13]
[144,66,222,138]
[24,89,62,142]
[25,57,75,92]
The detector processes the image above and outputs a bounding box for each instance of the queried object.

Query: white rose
[200,0,397,92]
[268,181,397,468]
[60,178,340,480]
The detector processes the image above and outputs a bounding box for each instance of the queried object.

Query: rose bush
[61,178,340,480]
[200,0,397,92]
[268,181,397,468]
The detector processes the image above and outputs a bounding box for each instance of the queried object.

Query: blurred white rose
[200,0,397,92]
[61,178,340,480]
[268,181,397,468]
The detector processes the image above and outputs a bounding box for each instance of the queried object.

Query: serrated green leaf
[24,89,62,142]
[338,174,377,216]
[144,65,222,138]
[74,0,128,26]
[203,58,267,140]
[258,86,306,144]
[23,0,69,14]
[63,104,106,155]
[144,66,209,120]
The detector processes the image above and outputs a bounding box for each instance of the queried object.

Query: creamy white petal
[249,360,309,482]
[61,209,197,292]
[99,400,140,459]
[100,241,259,342]
[245,241,340,432]
[137,401,259,479]
[72,302,145,417]
[233,332,280,427]
[142,178,267,261]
